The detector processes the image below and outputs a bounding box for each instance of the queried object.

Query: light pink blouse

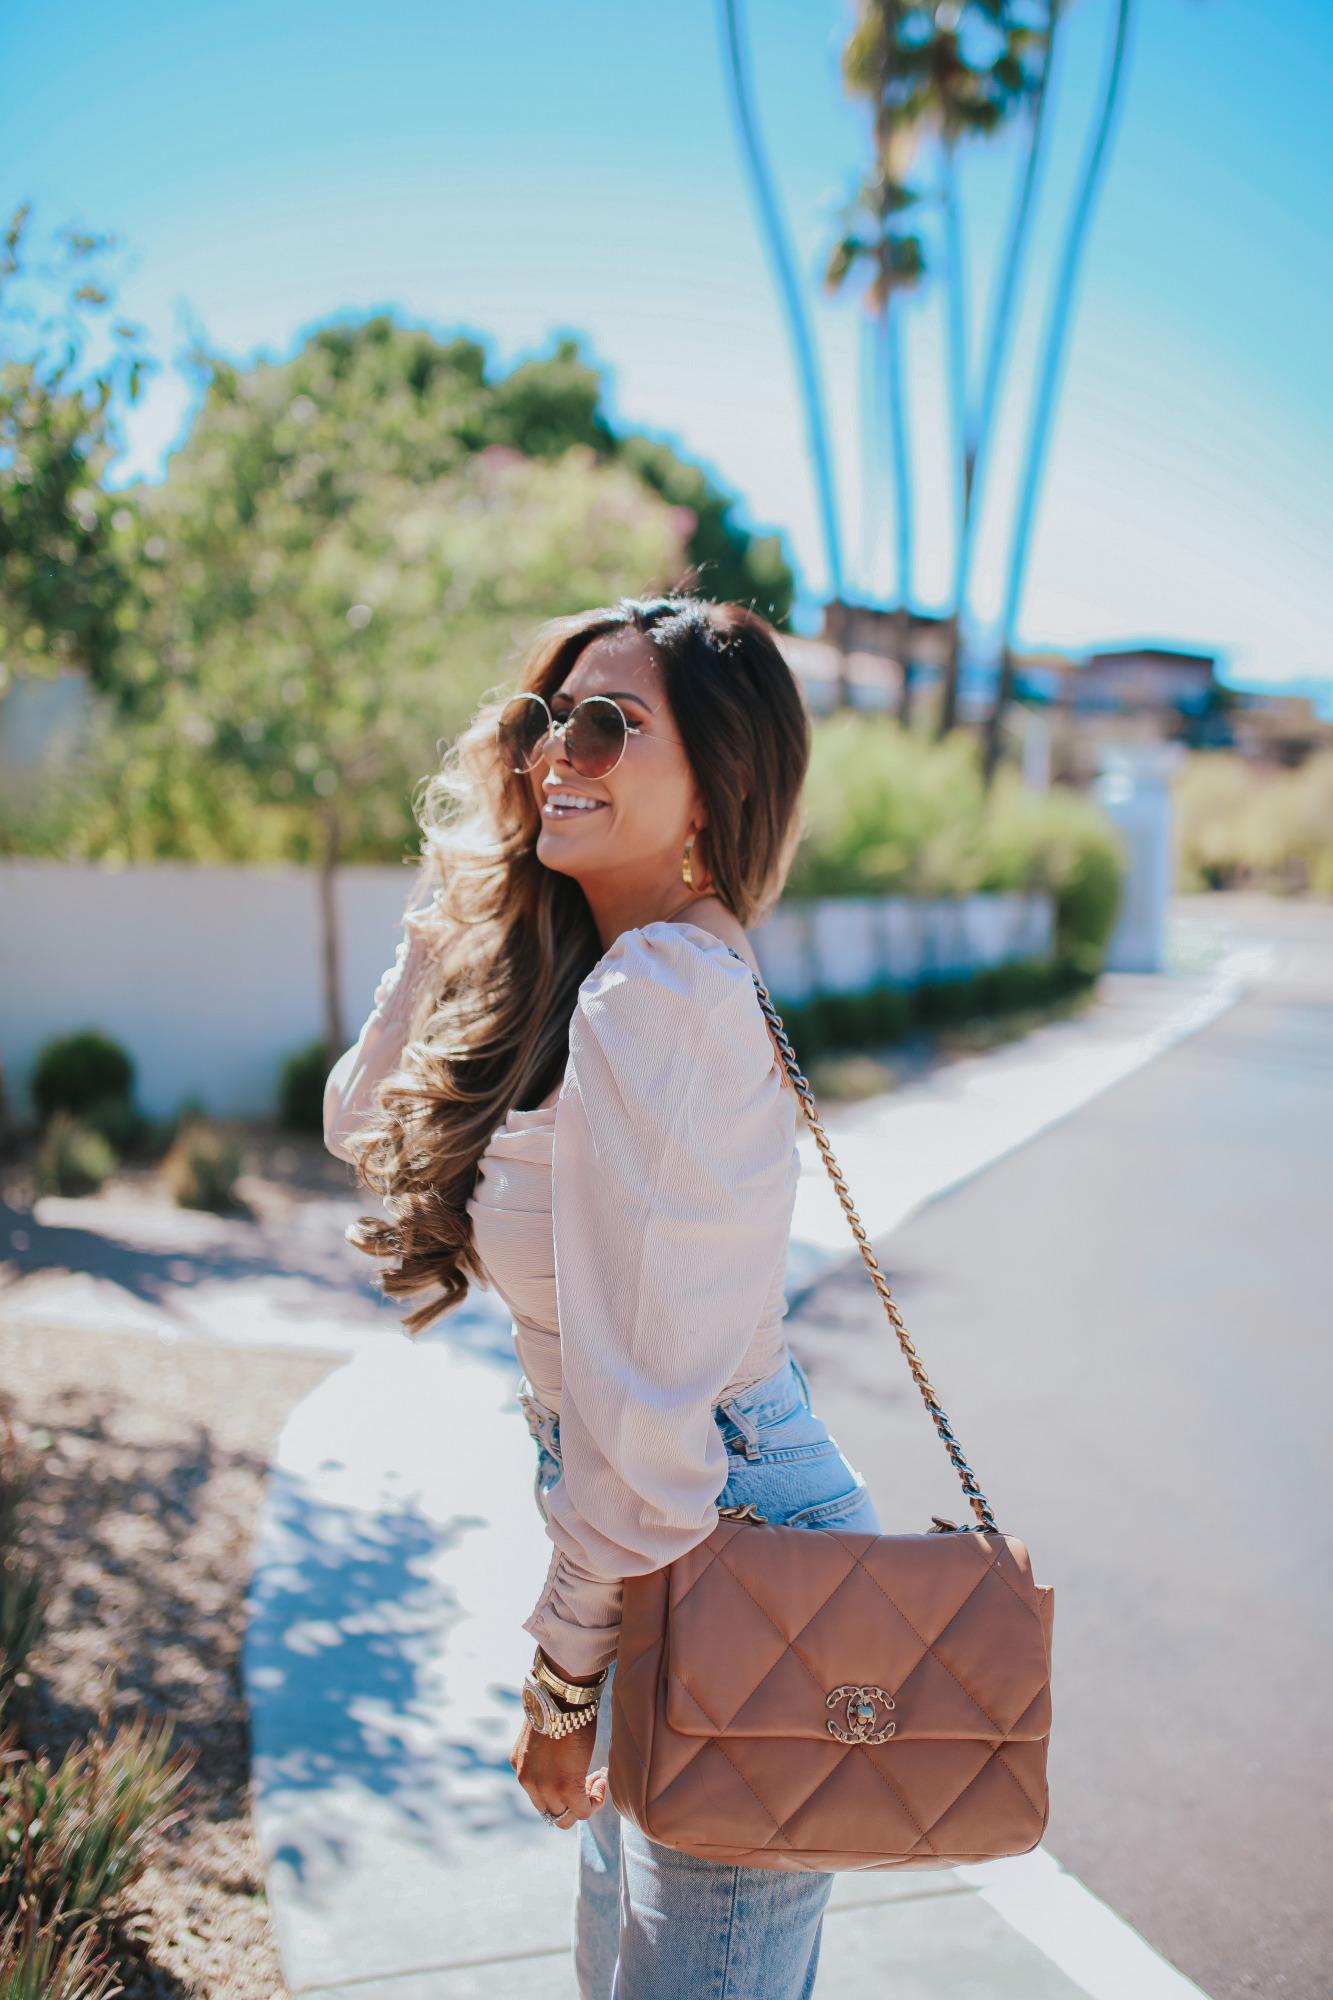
[325,921,798,1674]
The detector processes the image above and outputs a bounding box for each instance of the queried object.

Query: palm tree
[826,5,928,687]
[943,4,1060,733]
[717,0,845,607]
[984,0,1134,779]
[884,300,915,712]
[915,5,1043,734]
[964,5,1061,581]
[829,5,1036,730]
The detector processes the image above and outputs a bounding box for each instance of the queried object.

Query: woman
[325,595,879,1999]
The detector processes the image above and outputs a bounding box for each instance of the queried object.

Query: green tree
[7,313,794,1052]
[0,208,148,695]
[67,320,763,1050]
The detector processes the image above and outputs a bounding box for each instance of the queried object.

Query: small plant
[30,1037,133,1127]
[0,1720,191,1933]
[0,1904,120,2000]
[0,1428,44,1717]
[162,1121,243,1213]
[0,1566,45,1719]
[34,1119,116,1200]
[279,1040,331,1132]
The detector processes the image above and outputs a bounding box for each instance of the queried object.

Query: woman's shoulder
[564,920,789,1138]
[578,919,753,1018]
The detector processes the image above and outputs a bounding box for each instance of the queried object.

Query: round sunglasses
[496,691,635,780]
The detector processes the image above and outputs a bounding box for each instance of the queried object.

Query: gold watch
[521,1676,600,1739]
[532,1651,608,1707]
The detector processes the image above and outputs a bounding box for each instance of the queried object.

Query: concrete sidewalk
[246,1334,1209,2000]
[239,945,1264,1998]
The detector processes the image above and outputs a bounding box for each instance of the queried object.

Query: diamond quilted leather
[609,1519,1054,1872]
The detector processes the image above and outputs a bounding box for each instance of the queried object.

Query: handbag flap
[664,1521,1052,1744]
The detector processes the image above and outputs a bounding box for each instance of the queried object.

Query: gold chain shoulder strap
[741,958,999,1535]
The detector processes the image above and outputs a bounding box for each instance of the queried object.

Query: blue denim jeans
[524,1358,881,2000]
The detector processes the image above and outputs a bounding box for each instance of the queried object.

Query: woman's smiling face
[530,630,706,916]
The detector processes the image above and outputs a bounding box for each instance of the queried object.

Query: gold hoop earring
[682,833,697,890]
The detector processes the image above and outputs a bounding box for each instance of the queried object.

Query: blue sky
[3,0,1330,697]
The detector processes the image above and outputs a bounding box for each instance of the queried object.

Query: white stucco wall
[0,861,413,1119]
[0,863,1055,1120]
[749,893,1054,1004]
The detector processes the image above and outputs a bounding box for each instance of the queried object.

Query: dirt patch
[0,1317,336,1998]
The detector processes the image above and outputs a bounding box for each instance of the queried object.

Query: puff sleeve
[322,914,432,1163]
[524,922,797,1674]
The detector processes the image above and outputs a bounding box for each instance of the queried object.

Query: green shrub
[162,1121,243,1213]
[1176,749,1333,894]
[786,716,986,899]
[773,957,1092,1068]
[30,1036,133,1125]
[0,1906,118,2000]
[774,988,910,1070]
[35,1117,116,1199]
[980,776,1123,969]
[280,1040,331,1132]
[784,715,1124,965]
[0,1720,190,1933]
[84,1098,145,1155]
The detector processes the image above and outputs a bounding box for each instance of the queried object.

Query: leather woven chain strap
[743,960,999,1535]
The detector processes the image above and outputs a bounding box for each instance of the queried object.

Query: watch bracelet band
[533,1649,608,1707]
[523,1674,601,1738]
[541,1697,599,1740]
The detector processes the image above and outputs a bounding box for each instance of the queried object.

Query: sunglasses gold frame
[496,691,632,779]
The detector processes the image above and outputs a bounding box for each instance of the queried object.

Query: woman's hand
[511,1715,608,1830]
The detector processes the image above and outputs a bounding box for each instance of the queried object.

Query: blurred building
[1227,693,1332,767]
[1022,646,1333,778]
[783,610,1332,782]
[1071,647,1218,721]
[778,603,952,718]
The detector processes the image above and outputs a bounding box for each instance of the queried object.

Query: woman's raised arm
[322,907,436,1163]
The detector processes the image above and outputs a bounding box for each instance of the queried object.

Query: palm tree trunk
[886,300,913,626]
[985,0,1134,781]
[318,806,345,1058]
[938,143,968,736]
[895,603,914,727]
[955,4,1060,747]
[968,3,1060,540]
[718,0,844,602]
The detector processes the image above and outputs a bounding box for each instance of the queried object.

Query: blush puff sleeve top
[326,921,798,1677]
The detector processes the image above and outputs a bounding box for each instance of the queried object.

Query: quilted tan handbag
[609,971,1054,1872]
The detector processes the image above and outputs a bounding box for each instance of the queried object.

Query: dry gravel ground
[1,1317,335,1999]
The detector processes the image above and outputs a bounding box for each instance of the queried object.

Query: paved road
[788,898,1332,2000]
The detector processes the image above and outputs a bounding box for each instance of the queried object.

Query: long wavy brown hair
[348,594,810,1332]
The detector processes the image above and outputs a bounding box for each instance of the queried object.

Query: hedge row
[774,955,1092,1069]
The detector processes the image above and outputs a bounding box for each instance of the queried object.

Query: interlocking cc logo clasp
[826,1684,896,1745]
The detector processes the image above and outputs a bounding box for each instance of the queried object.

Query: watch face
[522,1682,550,1733]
